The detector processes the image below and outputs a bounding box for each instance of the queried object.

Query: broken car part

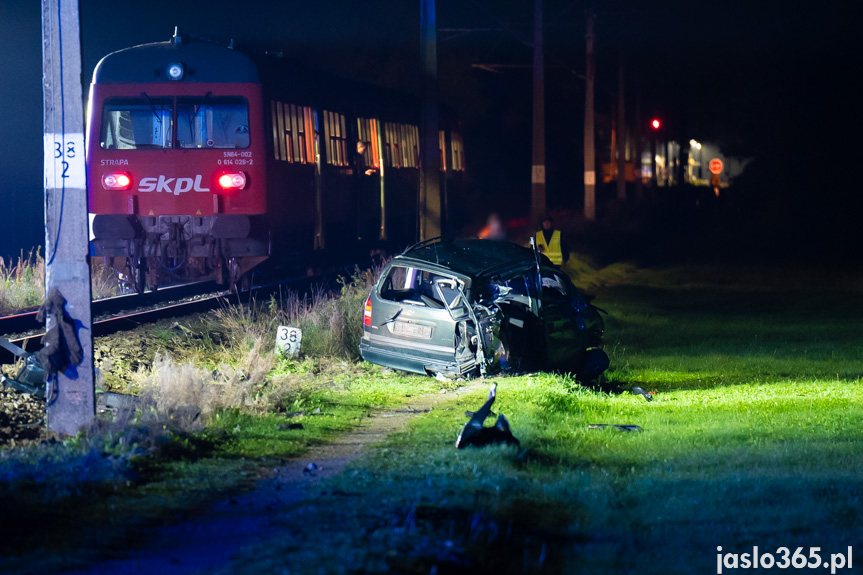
[587,424,644,432]
[456,384,520,449]
[0,337,47,398]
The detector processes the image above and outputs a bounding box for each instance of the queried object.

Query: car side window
[495,272,537,308]
[380,266,419,302]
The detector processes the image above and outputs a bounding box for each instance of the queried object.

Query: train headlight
[167,62,184,80]
[102,172,132,190]
[218,172,247,190]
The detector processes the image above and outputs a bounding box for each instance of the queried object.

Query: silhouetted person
[455,384,520,449]
[535,216,569,266]
[355,141,376,176]
[478,213,506,240]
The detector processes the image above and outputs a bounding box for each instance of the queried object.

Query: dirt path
[58,380,485,575]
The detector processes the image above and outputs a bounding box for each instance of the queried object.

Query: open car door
[539,268,584,370]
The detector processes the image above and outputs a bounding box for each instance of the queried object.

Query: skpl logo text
[138,175,210,195]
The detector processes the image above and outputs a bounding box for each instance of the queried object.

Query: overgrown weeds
[0,264,424,566]
[0,249,45,313]
[0,248,123,314]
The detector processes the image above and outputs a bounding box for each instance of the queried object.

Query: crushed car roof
[396,239,550,279]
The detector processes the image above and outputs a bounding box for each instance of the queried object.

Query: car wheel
[577,348,610,382]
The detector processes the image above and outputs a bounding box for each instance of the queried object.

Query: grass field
[3,262,862,574]
[218,265,863,574]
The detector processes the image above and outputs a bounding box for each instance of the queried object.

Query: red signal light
[364,297,372,327]
[101,172,132,190]
[651,119,661,130]
[218,172,247,190]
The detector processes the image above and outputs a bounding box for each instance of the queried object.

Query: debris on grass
[587,424,644,432]
[630,386,654,401]
[276,423,304,430]
[455,384,520,449]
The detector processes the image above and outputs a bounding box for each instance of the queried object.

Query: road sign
[709,158,724,175]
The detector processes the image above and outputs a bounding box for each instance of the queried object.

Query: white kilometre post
[42,0,94,434]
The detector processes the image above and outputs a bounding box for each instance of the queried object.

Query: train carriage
[87,30,465,292]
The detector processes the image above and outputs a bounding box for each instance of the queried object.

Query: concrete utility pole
[616,46,626,202]
[42,0,94,434]
[419,0,441,241]
[530,0,546,225]
[583,11,596,220]
[634,74,643,201]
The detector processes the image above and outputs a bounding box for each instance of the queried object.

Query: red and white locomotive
[87,30,465,292]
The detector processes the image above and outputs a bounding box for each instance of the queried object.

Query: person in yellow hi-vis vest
[536,216,569,266]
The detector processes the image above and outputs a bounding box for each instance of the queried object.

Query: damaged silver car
[359,239,608,379]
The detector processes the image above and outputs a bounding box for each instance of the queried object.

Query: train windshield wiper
[180,91,213,147]
[140,91,170,148]
[139,91,163,122]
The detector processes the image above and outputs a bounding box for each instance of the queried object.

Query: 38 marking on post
[276,326,303,357]
[44,133,86,189]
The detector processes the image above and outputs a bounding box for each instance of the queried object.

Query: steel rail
[0,268,354,366]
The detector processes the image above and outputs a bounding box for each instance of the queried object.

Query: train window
[411,125,420,168]
[101,97,172,150]
[323,110,348,166]
[356,118,380,169]
[271,101,282,160]
[383,122,419,169]
[439,130,446,171]
[451,130,465,171]
[270,101,316,163]
[289,104,300,162]
[177,97,249,149]
[404,125,418,169]
[383,122,400,168]
[303,107,316,164]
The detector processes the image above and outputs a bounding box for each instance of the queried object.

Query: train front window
[177,97,250,149]
[101,97,172,150]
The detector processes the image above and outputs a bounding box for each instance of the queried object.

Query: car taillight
[218,172,247,190]
[364,297,372,327]
[101,172,132,190]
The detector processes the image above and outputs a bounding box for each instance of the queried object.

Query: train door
[319,109,353,254]
[438,130,449,233]
[266,99,319,258]
[382,121,420,247]
[443,127,467,233]
[355,117,382,247]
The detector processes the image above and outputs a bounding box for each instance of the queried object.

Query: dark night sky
[0,0,855,262]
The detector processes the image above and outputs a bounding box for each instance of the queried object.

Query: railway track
[0,268,356,366]
[2,281,222,334]
[1,281,229,352]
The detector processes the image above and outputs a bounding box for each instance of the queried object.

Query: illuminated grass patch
[5,264,863,574]
[221,270,863,573]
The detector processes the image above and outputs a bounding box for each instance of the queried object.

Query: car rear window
[379,265,461,308]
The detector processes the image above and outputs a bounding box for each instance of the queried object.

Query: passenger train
[87,29,465,292]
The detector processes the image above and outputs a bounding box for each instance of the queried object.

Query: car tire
[577,348,610,382]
